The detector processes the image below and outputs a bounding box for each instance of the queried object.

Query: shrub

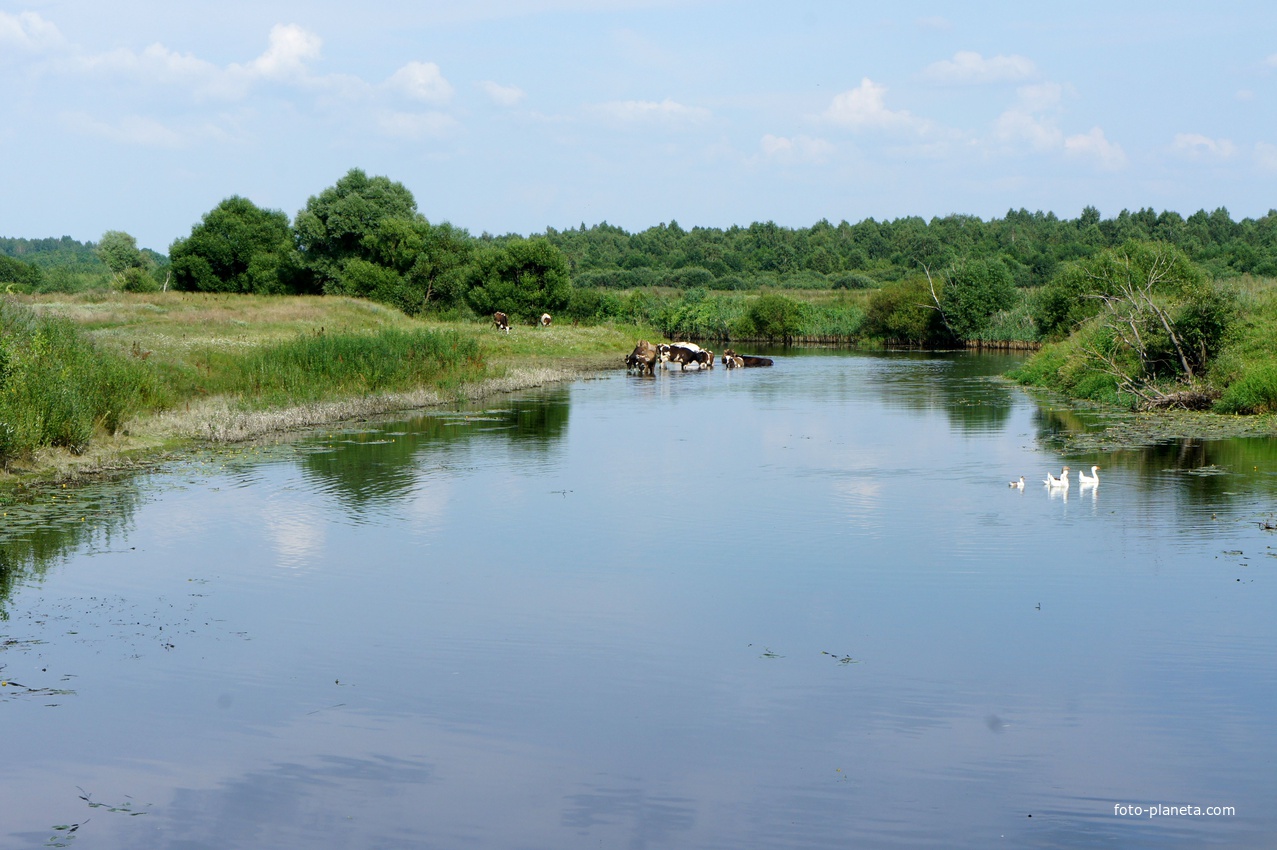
[744,292,807,341]
[862,278,951,345]
[939,258,1017,340]
[1214,364,1277,414]
[833,273,876,290]
[0,299,165,462]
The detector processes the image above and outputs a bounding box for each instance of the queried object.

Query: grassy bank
[1010,275,1277,414]
[2,292,648,484]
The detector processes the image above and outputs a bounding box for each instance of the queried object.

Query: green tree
[361,218,475,313]
[294,168,419,292]
[169,196,299,294]
[95,231,146,275]
[0,255,43,290]
[465,237,572,320]
[1038,241,1234,396]
[863,278,950,345]
[939,258,1017,340]
[745,292,807,342]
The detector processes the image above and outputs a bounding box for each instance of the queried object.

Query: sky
[2,0,1275,253]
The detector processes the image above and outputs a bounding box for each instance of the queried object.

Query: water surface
[2,351,1275,848]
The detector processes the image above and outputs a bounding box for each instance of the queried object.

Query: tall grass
[190,327,488,409]
[1,298,167,462]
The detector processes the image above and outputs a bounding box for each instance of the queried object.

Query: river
[2,350,1275,848]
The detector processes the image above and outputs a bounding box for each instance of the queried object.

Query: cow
[493,311,510,333]
[664,343,702,370]
[722,348,772,367]
[625,339,659,375]
[540,313,552,327]
[724,354,744,369]
[658,341,699,363]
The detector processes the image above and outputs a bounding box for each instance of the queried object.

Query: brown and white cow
[493,311,510,333]
[724,354,744,369]
[722,347,772,367]
[663,343,702,370]
[625,339,659,374]
[540,313,552,327]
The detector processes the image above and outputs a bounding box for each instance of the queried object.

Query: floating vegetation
[77,787,150,816]
[821,651,860,665]
[1175,464,1231,477]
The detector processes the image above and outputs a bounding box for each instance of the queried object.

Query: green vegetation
[182,327,485,410]
[4,166,1277,474]
[0,298,166,464]
[1010,247,1275,413]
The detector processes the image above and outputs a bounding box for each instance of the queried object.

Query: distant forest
[4,206,1276,297]
[540,206,1277,291]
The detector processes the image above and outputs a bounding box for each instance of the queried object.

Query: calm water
[3,351,1276,849]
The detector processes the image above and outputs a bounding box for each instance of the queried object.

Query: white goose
[1079,465,1100,486]
[1009,476,1025,489]
[1044,466,1070,488]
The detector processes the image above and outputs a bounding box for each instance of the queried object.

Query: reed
[188,327,489,410]
[1,298,167,463]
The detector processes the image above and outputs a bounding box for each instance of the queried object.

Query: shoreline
[0,359,613,494]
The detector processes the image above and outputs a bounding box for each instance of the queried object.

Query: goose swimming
[1079,465,1100,485]
[1045,466,1070,488]
[1009,476,1025,489]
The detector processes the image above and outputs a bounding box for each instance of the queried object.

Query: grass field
[3,292,655,483]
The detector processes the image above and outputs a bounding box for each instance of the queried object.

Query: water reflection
[0,481,141,618]
[2,352,1276,849]
[297,389,571,513]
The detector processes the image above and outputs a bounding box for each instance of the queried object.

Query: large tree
[294,168,419,292]
[169,196,298,294]
[95,231,146,275]
[465,237,571,320]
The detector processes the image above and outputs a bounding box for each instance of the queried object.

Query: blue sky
[2,0,1274,252]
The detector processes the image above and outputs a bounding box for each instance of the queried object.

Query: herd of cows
[624,339,774,373]
[489,311,774,373]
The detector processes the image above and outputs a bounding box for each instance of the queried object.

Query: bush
[117,267,161,293]
[0,299,166,462]
[833,273,876,290]
[1214,364,1277,414]
[465,238,572,321]
[564,288,623,323]
[862,278,951,345]
[939,258,1017,340]
[744,292,807,341]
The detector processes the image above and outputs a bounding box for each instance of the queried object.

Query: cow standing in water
[493,311,510,333]
[721,348,773,367]
[625,340,659,374]
[540,313,552,327]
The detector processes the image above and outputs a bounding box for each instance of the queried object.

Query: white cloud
[1256,142,1277,173]
[919,51,1037,85]
[61,112,185,148]
[1171,133,1236,160]
[1265,54,1277,68]
[478,80,526,107]
[238,23,322,81]
[760,134,834,164]
[0,11,64,52]
[823,78,927,134]
[1064,127,1127,170]
[993,83,1064,151]
[991,83,1125,170]
[596,98,710,124]
[386,61,454,104]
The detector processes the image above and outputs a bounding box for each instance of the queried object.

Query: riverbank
[1,292,630,491]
